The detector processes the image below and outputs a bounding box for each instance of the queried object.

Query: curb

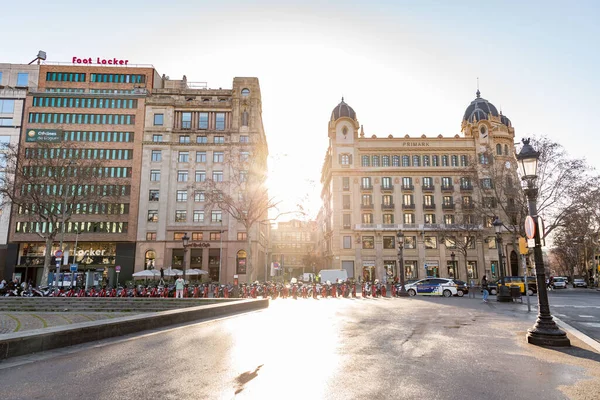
[553,316,600,353]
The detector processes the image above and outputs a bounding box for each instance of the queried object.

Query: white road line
[554,317,600,353]
[579,315,595,318]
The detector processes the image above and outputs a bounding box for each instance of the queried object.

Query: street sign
[54,250,63,258]
[70,264,78,272]
[524,216,536,239]
[518,237,528,255]
[115,265,121,272]
[55,257,62,262]
[527,238,535,248]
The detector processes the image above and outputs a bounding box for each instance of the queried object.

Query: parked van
[318,269,348,283]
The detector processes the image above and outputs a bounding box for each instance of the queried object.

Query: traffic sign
[524,216,536,239]
[54,250,63,258]
[70,264,78,272]
[115,265,121,272]
[55,257,62,262]
[527,239,535,248]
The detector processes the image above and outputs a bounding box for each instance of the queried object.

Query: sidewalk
[0,312,135,334]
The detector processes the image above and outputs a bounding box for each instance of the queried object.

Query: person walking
[175,275,184,299]
[481,275,489,303]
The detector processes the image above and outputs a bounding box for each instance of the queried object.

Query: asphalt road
[546,288,600,343]
[1,296,600,400]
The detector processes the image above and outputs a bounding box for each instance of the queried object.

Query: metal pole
[522,254,531,312]
[525,182,570,346]
[494,219,512,302]
[397,231,408,297]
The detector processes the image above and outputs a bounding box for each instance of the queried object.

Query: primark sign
[26,129,63,143]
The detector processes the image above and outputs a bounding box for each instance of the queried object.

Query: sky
[3,0,600,221]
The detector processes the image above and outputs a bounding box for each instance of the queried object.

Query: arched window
[241,88,250,97]
[412,155,421,167]
[362,155,370,167]
[242,110,248,126]
[504,144,509,155]
[402,155,410,167]
[441,155,449,166]
[372,155,380,167]
[382,155,390,166]
[496,144,502,155]
[392,155,400,166]
[145,250,156,270]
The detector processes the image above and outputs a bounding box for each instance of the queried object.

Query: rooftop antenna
[28,50,47,65]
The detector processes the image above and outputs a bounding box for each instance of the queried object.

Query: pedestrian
[175,275,184,298]
[481,275,489,303]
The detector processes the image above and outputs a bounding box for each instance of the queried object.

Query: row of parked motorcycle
[2,280,404,299]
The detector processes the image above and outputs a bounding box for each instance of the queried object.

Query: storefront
[362,260,375,282]
[425,261,439,278]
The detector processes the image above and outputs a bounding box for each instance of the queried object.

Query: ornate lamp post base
[496,286,513,302]
[526,315,570,346]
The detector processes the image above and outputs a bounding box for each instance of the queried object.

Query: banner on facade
[26,129,63,143]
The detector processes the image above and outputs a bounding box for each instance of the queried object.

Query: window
[0,100,15,113]
[467,261,478,279]
[442,196,453,206]
[241,88,250,96]
[423,155,430,167]
[382,177,392,189]
[174,232,186,241]
[195,171,206,182]
[213,171,223,182]
[238,232,247,241]
[210,232,221,241]
[460,155,468,166]
[496,144,502,155]
[149,190,159,201]
[151,150,162,162]
[402,177,412,189]
[179,135,190,144]
[440,155,448,167]
[146,232,157,241]
[362,236,375,249]
[196,151,207,163]
[451,155,458,167]
[404,236,417,249]
[178,151,189,163]
[382,155,390,166]
[403,213,414,224]
[362,213,373,223]
[383,236,395,249]
[0,72,2,84]
[214,136,225,144]
[361,177,371,189]
[403,194,414,206]
[343,236,352,249]
[422,177,433,188]
[372,156,380,167]
[0,118,13,126]
[444,237,456,249]
[199,113,209,129]
[176,190,188,202]
[424,236,437,249]
[152,134,163,142]
[383,214,394,224]
[382,195,393,206]
[441,177,452,188]
[504,145,509,155]
[181,112,192,129]
[479,153,490,164]
[361,194,373,206]
[462,196,473,206]
[361,155,370,167]
[177,170,188,182]
[194,191,205,202]
[193,210,204,222]
[147,210,158,222]
[483,197,497,208]
[211,210,222,222]
[17,73,28,86]
[465,236,476,249]
[154,114,164,126]
[216,113,225,130]
[487,237,497,249]
[432,155,439,167]
[197,136,208,144]
[464,214,475,224]
[150,170,160,181]
[423,195,434,206]
[342,214,351,229]
[460,177,471,189]
[402,155,410,167]
[342,177,350,191]
[412,155,421,167]
[340,154,351,165]
[240,151,250,162]
[342,195,351,209]
[192,232,203,241]
[444,214,455,224]
[175,211,187,222]
[213,151,224,163]
[481,178,493,189]
[424,214,436,224]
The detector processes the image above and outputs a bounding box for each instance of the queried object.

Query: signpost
[70,264,78,288]
[115,265,121,287]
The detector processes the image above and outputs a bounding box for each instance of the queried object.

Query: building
[0,63,41,280]
[269,219,318,280]
[136,76,269,283]
[319,92,518,282]
[8,63,162,285]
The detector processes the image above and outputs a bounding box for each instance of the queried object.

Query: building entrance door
[362,266,375,282]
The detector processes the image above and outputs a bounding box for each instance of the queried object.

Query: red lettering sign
[72,57,129,65]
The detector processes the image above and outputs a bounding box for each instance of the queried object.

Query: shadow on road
[543,345,600,363]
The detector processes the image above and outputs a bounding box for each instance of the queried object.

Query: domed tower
[328,97,360,142]
[461,89,514,151]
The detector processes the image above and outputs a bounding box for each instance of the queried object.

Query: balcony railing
[381,203,395,209]
[361,203,374,209]
[423,203,436,210]
[380,185,394,192]
[401,184,414,191]
[462,203,475,210]
[442,203,455,210]
[360,185,373,191]
[441,185,454,192]
[402,203,416,209]
[460,185,473,191]
[422,185,435,192]
[353,223,483,231]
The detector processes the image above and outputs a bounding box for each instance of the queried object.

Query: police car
[405,278,460,297]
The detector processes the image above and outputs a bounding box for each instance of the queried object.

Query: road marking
[582,322,600,328]
[553,317,600,353]
[579,315,595,318]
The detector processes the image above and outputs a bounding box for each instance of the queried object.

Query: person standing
[175,275,184,299]
[481,275,489,303]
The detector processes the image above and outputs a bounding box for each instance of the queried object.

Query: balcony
[401,184,414,191]
[423,203,436,210]
[460,185,473,192]
[441,185,454,192]
[462,203,475,210]
[442,203,455,210]
[422,185,435,192]
[380,184,394,192]
[361,203,374,209]
[402,203,416,210]
[381,203,395,210]
[360,185,373,191]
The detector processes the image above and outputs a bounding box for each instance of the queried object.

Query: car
[498,276,537,296]
[405,278,460,297]
[452,279,469,297]
[572,278,588,288]
[552,277,567,289]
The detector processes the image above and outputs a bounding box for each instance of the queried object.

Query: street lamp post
[492,217,512,302]
[181,233,190,282]
[396,231,408,297]
[517,138,570,346]
[450,251,456,279]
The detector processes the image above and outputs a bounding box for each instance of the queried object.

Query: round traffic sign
[524,216,536,239]
[54,250,63,257]
[115,265,121,272]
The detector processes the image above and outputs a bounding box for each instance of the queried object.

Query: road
[547,288,600,344]
[1,296,600,400]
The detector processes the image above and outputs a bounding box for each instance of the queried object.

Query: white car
[405,278,459,297]
[552,277,567,289]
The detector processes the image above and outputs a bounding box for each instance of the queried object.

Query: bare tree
[0,141,114,286]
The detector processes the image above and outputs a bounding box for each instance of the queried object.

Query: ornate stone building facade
[319,92,519,282]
